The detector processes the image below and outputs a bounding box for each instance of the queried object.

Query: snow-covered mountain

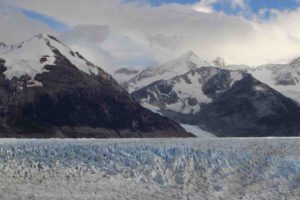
[132,67,300,137]
[249,58,300,104]
[123,51,210,93]
[0,34,99,83]
[0,34,190,138]
[209,56,300,104]
[132,67,244,115]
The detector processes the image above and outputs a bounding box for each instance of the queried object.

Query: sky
[21,9,69,32]
[2,0,300,70]
[19,0,300,30]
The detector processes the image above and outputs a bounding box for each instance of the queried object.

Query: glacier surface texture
[0,138,299,200]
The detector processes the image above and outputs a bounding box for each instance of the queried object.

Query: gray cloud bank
[2,0,300,69]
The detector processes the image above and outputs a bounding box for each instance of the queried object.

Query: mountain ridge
[123,51,209,93]
[0,34,191,138]
[132,66,300,137]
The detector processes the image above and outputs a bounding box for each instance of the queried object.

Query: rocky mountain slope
[0,34,191,138]
[132,67,300,137]
[211,56,300,104]
[132,67,244,114]
[123,51,209,93]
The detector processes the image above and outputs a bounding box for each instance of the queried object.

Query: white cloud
[192,0,217,13]
[3,0,300,68]
[230,0,246,9]
[192,5,214,13]
[192,0,247,14]
[0,0,54,44]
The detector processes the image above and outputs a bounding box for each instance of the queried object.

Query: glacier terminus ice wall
[0,138,299,200]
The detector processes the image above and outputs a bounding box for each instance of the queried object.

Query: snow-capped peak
[179,51,198,60]
[123,51,208,93]
[155,51,208,75]
[0,34,100,83]
[248,55,300,104]
[288,56,300,70]
[212,57,226,67]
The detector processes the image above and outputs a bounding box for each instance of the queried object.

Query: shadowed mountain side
[0,34,191,138]
[132,67,300,137]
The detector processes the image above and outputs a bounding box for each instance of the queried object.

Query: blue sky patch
[22,9,69,32]
[147,0,197,6]
[20,0,300,32]
[213,0,300,16]
[145,0,300,14]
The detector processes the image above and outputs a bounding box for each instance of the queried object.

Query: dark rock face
[202,70,233,99]
[0,36,191,138]
[133,80,179,108]
[132,67,300,137]
[194,75,300,137]
[274,71,297,85]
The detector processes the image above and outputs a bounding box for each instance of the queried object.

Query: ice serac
[0,34,191,138]
[132,67,300,137]
[123,51,209,93]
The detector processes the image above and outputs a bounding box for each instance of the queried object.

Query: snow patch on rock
[0,34,100,85]
[124,51,209,93]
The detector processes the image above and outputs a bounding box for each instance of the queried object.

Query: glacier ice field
[0,138,299,200]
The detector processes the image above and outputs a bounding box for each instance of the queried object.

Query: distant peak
[212,57,226,67]
[24,34,71,51]
[181,51,198,59]
[0,42,7,47]
[31,34,56,42]
[289,56,300,68]
[33,34,61,42]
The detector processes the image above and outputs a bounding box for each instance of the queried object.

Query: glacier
[0,138,299,200]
